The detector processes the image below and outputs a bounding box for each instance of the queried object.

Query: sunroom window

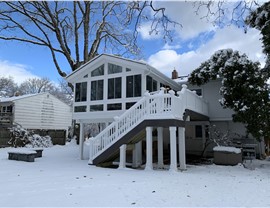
[108,63,122,74]
[91,80,103,101]
[108,77,122,99]
[91,64,104,77]
[75,82,87,102]
[74,106,87,112]
[126,74,141,97]
[107,103,122,111]
[90,105,104,112]
[146,76,158,92]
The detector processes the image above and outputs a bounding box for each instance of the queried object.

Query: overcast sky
[0,1,266,84]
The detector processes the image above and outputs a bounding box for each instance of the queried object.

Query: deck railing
[88,85,208,164]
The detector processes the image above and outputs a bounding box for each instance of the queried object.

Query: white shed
[0,92,72,131]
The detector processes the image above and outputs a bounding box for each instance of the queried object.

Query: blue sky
[0,1,266,84]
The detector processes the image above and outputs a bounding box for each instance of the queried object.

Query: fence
[0,128,67,147]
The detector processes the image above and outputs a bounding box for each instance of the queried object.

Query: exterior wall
[187,80,234,121]
[13,93,72,131]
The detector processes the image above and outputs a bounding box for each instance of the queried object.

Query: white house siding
[13,93,72,131]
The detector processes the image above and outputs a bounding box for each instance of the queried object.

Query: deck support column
[119,144,127,169]
[169,126,178,171]
[157,127,164,168]
[145,127,153,170]
[132,141,142,168]
[79,122,84,160]
[178,127,186,170]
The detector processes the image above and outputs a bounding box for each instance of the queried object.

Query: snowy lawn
[1,141,270,207]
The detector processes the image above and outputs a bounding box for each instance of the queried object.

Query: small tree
[188,49,270,140]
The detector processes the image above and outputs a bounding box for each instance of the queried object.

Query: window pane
[108,63,122,74]
[81,82,87,101]
[107,103,122,111]
[97,80,104,100]
[126,102,135,109]
[195,125,203,138]
[126,76,134,98]
[146,76,152,92]
[75,83,81,102]
[134,75,141,97]
[90,105,103,112]
[153,80,157,92]
[91,64,104,77]
[75,82,87,102]
[91,81,97,100]
[126,68,131,72]
[115,77,122,98]
[74,106,87,112]
[108,78,114,99]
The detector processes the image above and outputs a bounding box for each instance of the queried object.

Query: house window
[195,125,203,138]
[126,68,131,72]
[126,74,141,98]
[146,76,158,92]
[126,102,136,109]
[107,103,122,111]
[90,105,104,112]
[74,106,87,112]
[108,77,122,99]
[91,80,104,101]
[75,82,87,102]
[193,89,202,96]
[108,63,122,74]
[91,64,104,77]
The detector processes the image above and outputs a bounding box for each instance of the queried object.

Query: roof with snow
[0,93,39,102]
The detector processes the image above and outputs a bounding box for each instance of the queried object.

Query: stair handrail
[89,85,208,164]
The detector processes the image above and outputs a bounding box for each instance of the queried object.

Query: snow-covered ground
[1,141,270,207]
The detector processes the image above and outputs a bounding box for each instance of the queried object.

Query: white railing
[88,85,208,164]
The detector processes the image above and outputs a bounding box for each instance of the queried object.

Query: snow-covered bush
[8,125,53,148]
[25,134,53,148]
[188,49,270,140]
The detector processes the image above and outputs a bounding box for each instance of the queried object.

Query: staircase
[88,85,209,165]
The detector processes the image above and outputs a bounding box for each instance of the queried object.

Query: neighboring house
[66,54,261,171]
[0,92,72,134]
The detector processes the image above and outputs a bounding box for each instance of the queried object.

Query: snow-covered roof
[0,93,39,102]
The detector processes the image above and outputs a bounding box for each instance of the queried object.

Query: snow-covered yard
[1,141,270,207]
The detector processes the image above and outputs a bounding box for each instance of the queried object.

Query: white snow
[1,141,270,207]
[213,146,242,154]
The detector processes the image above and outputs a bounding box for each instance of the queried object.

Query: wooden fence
[0,128,66,147]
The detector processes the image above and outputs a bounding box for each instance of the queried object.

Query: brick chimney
[171,69,178,79]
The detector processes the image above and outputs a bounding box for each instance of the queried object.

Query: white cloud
[147,25,265,77]
[0,60,38,84]
[138,22,162,40]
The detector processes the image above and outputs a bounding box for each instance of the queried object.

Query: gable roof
[0,92,71,107]
[66,54,180,90]
[0,93,39,102]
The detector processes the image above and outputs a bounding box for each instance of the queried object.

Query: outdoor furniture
[32,148,43,158]
[8,150,37,162]
[213,146,242,166]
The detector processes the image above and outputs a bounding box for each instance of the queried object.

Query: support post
[79,122,84,160]
[178,127,186,170]
[145,127,153,170]
[119,144,127,169]
[132,141,142,168]
[157,127,164,168]
[169,127,178,171]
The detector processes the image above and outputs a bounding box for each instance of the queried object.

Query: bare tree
[192,1,260,29]
[0,1,178,77]
[0,76,18,97]
[19,77,54,94]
